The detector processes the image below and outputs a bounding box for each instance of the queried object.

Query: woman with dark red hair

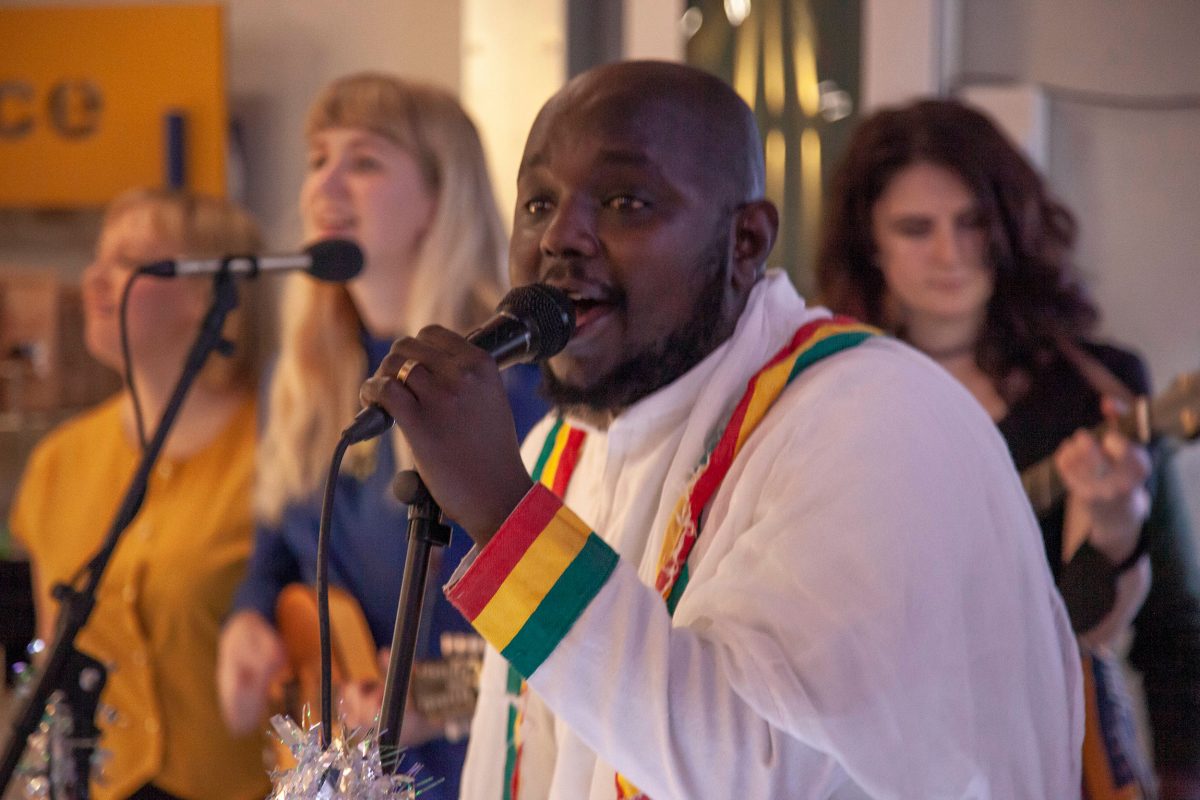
[818,98,1200,800]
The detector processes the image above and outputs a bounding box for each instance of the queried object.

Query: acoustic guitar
[268,583,483,767]
[1020,369,1200,515]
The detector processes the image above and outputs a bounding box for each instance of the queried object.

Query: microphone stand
[0,269,242,798]
[377,470,451,772]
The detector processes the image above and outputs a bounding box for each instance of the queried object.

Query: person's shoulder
[29,395,124,462]
[751,331,1017,489]
[10,395,124,541]
[771,333,998,445]
[1078,340,1150,395]
[796,334,955,391]
[766,334,962,422]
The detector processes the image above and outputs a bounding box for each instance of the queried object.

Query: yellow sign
[0,4,227,208]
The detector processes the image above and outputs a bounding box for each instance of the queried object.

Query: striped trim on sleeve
[447,483,619,678]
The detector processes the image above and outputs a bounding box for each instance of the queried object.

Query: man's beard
[539,236,734,417]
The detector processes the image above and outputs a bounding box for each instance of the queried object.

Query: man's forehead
[521,95,699,176]
[559,82,693,136]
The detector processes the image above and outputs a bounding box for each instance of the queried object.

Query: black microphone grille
[304,238,364,282]
[500,284,576,359]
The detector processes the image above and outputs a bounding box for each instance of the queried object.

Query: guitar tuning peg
[98,704,120,724]
[443,631,481,656]
[83,751,107,787]
[90,745,113,777]
[1182,407,1199,438]
[439,633,460,657]
[79,666,103,693]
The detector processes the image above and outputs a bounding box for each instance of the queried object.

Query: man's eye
[306,153,326,171]
[605,195,647,211]
[523,197,553,215]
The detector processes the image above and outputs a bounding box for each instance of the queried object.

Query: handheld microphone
[140,238,364,283]
[343,283,574,443]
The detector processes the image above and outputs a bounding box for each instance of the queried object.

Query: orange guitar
[268,583,483,767]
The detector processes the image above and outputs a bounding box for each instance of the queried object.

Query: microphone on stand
[342,283,575,444]
[140,238,364,282]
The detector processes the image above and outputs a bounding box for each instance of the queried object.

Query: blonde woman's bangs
[305,74,444,191]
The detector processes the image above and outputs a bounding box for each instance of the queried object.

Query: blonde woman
[216,73,544,798]
[9,188,269,800]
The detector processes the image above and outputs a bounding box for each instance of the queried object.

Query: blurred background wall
[1,0,1195,383]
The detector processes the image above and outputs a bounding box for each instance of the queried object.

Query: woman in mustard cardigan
[10,188,270,800]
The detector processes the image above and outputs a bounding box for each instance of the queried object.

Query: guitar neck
[1020,370,1200,515]
[1020,458,1067,517]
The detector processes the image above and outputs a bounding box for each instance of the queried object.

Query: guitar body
[268,584,381,769]
[268,583,483,767]
[274,582,382,702]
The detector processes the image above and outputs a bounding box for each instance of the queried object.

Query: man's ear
[730,199,779,290]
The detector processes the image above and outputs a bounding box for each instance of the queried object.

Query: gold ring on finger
[396,358,421,385]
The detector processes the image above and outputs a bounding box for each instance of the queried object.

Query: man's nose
[540,196,599,259]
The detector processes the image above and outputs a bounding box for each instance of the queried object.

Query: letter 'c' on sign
[0,81,34,139]
[49,80,104,139]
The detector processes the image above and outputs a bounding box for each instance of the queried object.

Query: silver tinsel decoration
[267,714,436,799]
[17,692,80,799]
[14,689,108,799]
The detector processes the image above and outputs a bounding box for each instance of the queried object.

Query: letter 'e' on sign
[0,4,228,208]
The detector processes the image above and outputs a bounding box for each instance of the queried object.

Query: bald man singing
[362,61,1082,799]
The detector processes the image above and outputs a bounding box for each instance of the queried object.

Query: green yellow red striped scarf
[654,317,878,614]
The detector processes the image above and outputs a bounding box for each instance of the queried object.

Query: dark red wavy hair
[816,98,1098,388]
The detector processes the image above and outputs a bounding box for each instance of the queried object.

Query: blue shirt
[232,334,546,799]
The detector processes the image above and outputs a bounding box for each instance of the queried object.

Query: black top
[999,341,1200,770]
[999,342,1148,584]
